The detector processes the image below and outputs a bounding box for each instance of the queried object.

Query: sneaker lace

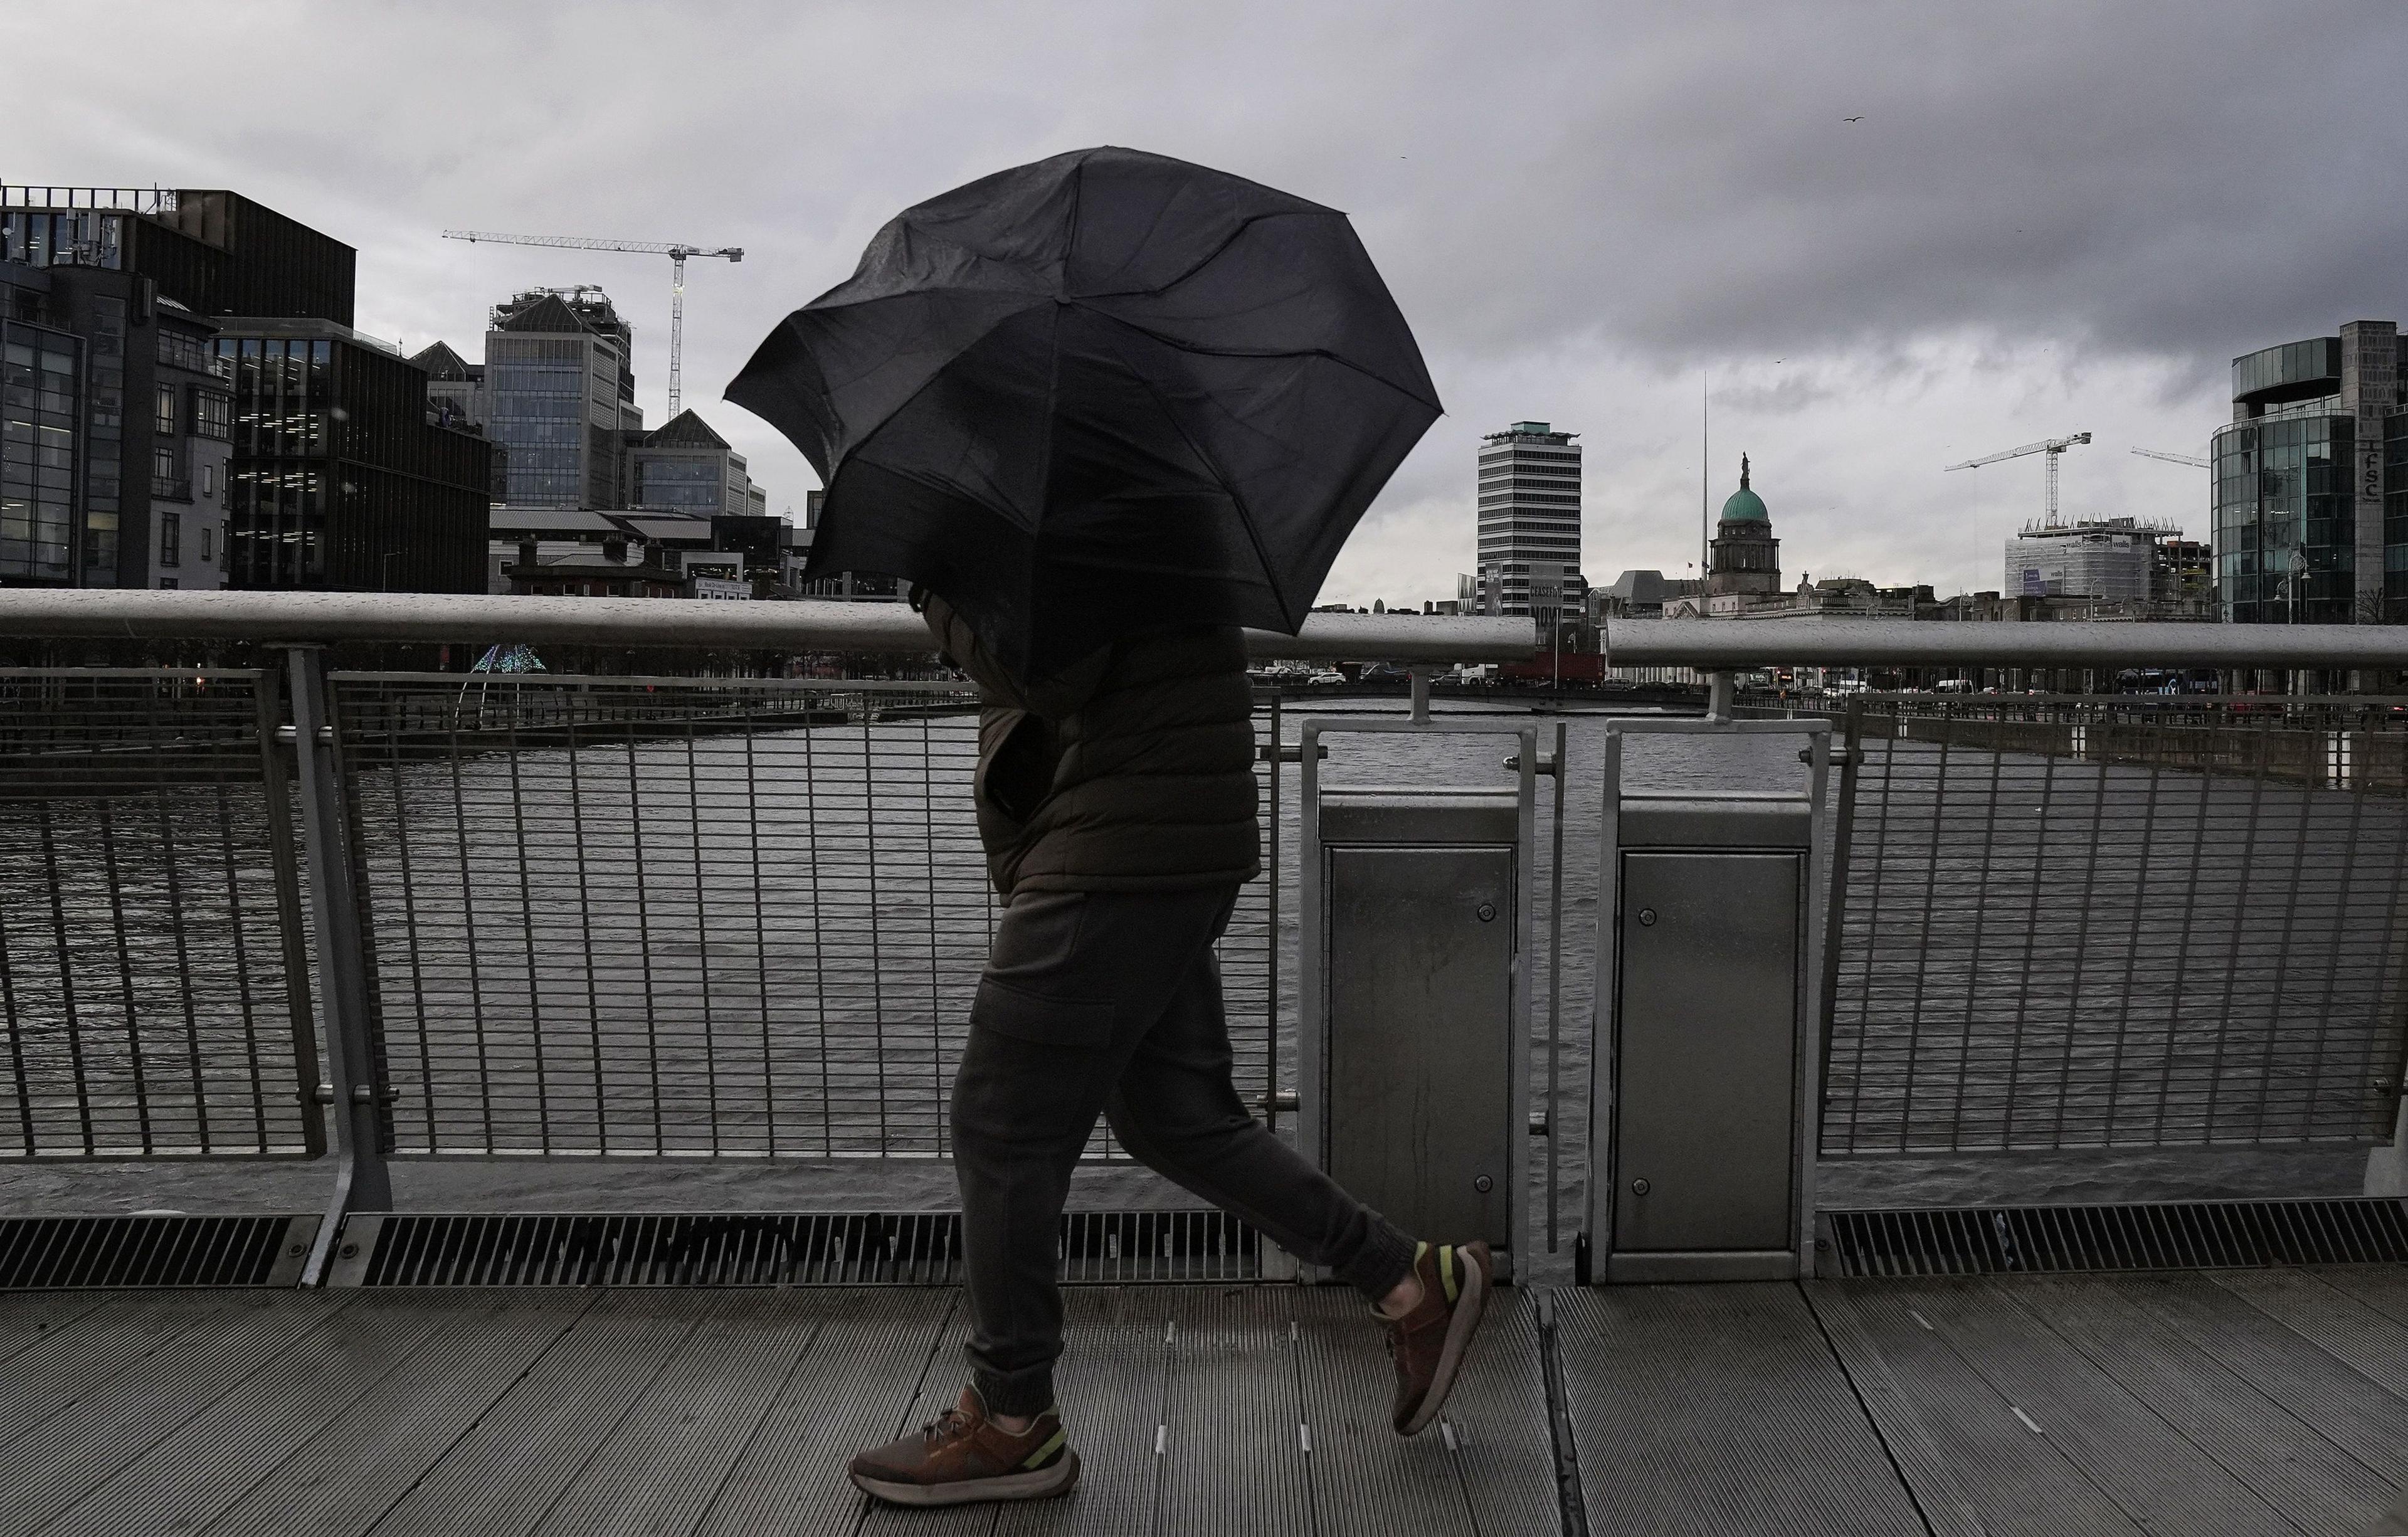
[921,1407,971,1444]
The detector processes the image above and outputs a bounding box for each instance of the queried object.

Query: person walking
[840,590,1491,1508]
[725,147,1469,1505]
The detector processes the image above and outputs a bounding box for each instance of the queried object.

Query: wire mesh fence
[1821,698,2408,1154]
[6,665,2407,1178]
[331,673,1279,1159]
[0,669,318,1157]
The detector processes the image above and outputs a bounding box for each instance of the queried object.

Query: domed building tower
[1707,454,1780,600]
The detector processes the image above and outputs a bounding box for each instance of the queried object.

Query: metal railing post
[1545,719,1566,1253]
[252,665,325,1156]
[282,647,390,1284]
[1705,670,1736,721]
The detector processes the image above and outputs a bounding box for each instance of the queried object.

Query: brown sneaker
[847,1386,1080,1507]
[1381,1239,1492,1435]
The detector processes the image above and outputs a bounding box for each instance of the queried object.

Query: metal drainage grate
[1819,1198,2408,1279]
[0,1215,319,1289]
[329,1209,1261,1288]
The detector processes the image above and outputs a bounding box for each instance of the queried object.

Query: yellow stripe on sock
[1440,1245,1459,1304]
[1022,1427,1068,1469]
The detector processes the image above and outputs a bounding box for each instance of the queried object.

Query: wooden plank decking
[0,1272,2402,1536]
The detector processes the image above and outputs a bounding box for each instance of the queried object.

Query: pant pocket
[969,974,1117,1048]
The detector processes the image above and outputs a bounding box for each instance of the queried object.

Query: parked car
[1306,669,1347,687]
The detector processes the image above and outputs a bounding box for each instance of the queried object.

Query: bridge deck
[1,1270,2403,1536]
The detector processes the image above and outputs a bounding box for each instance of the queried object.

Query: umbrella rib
[1095,326,1300,634]
[1070,302,1442,416]
[816,297,1053,486]
[1023,298,1064,653]
[1070,208,1344,301]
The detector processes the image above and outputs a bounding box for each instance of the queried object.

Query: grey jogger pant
[951,884,1419,1417]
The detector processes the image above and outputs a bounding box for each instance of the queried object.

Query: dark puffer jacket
[919,593,1260,897]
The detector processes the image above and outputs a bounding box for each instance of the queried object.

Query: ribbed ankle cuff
[972,1366,1056,1420]
[1336,1218,1420,1302]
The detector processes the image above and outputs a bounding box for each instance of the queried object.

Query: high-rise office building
[2212,321,2405,625]
[4,184,492,593]
[3,187,354,327]
[213,321,492,592]
[1474,420,1584,616]
[483,287,642,509]
[2,257,234,589]
[630,409,767,519]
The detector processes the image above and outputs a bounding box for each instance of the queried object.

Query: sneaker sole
[1400,1251,1490,1437]
[850,1449,1081,1507]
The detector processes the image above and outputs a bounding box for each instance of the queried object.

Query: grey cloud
[9,1,2394,599]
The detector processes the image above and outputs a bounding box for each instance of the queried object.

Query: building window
[159,576,177,589]
[156,384,177,435]
[159,511,181,567]
[199,464,214,497]
[154,445,177,480]
[193,391,230,440]
[199,523,213,563]
[156,328,223,378]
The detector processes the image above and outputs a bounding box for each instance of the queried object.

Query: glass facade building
[2211,324,2406,625]
[483,289,639,509]
[628,408,765,519]
[2,256,233,589]
[2211,414,2355,623]
[2,186,376,591]
[1,303,80,583]
[634,457,724,513]
[214,323,494,593]
[3,188,354,327]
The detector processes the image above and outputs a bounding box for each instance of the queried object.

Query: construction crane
[441,230,743,418]
[2130,447,2210,468]
[1944,431,2091,526]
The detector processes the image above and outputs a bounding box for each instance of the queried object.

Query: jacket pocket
[969,974,1117,1048]
[976,708,1054,824]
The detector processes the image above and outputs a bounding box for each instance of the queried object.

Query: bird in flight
[1842,115,1862,122]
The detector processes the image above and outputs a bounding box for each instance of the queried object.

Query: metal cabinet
[1299,727,1538,1283]
[1613,837,1801,1257]
[1587,721,1830,1284]
[1325,827,1517,1253]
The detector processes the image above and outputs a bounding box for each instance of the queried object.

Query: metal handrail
[1600,617,2408,669]
[0,589,1539,662]
[11,591,2408,669]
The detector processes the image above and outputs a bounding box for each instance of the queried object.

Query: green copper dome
[1719,454,1769,523]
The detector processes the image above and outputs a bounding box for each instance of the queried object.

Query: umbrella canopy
[726,146,1440,681]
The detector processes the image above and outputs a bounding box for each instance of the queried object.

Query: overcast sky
[11,1,2404,605]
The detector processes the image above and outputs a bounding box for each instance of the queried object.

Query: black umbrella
[726,146,1440,680]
